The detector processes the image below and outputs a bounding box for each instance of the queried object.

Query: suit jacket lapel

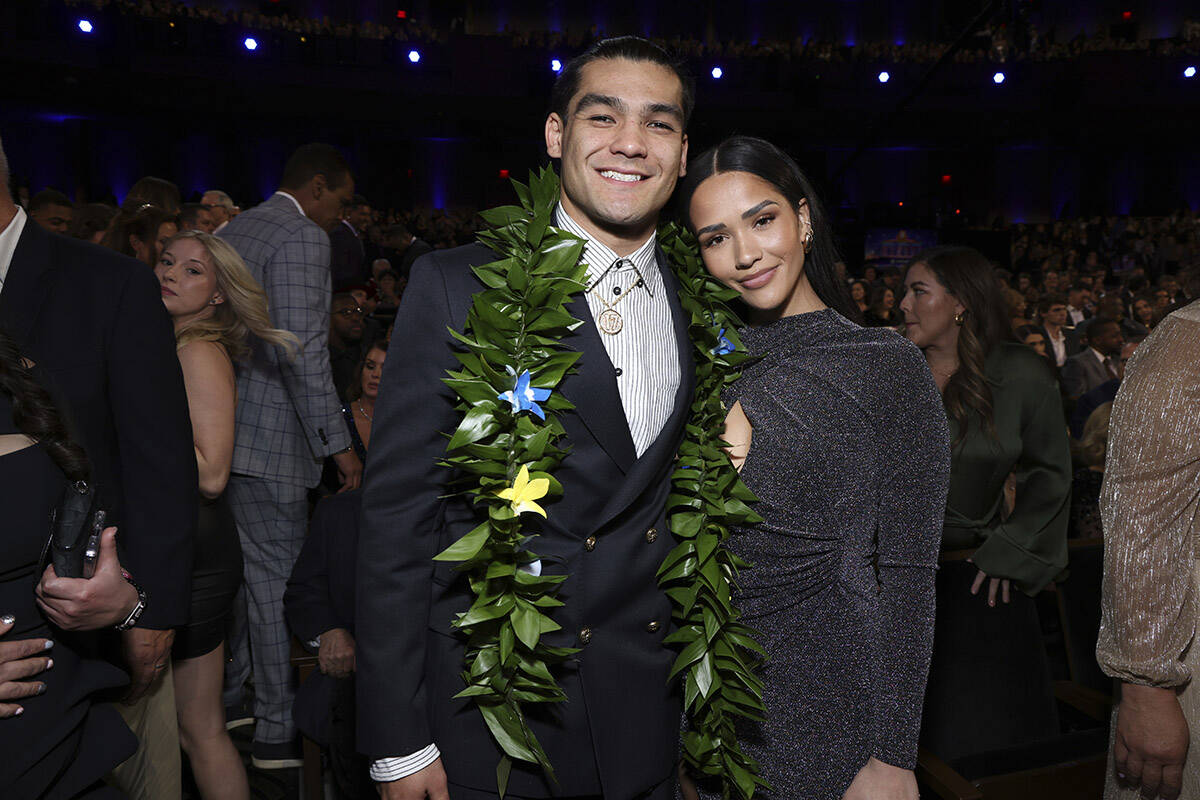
[560,292,638,473]
[0,221,57,348]
[586,246,696,534]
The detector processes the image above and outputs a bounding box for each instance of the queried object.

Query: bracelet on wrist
[115,569,147,631]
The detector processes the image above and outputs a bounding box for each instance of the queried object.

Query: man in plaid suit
[219,142,363,768]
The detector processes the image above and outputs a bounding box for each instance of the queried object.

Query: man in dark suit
[1062,318,1125,400]
[382,223,433,279]
[0,137,198,792]
[328,194,368,289]
[357,37,694,800]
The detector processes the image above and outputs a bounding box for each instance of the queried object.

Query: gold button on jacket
[645,528,658,543]
[584,535,597,551]
[645,621,661,633]
[579,627,593,644]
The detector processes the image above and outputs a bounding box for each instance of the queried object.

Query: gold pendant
[597,308,623,335]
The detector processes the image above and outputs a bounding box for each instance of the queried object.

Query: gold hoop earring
[804,229,814,253]
[954,311,967,326]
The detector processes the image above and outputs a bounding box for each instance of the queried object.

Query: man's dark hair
[350,194,369,208]
[331,291,359,309]
[280,143,353,192]
[548,36,695,129]
[383,223,412,242]
[1086,318,1121,340]
[29,188,73,214]
[1038,293,1068,314]
[179,202,207,228]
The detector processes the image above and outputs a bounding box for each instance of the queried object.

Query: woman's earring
[804,229,814,253]
[954,311,967,326]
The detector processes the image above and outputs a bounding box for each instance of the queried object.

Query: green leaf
[434,522,491,562]
[511,603,541,650]
[496,755,512,798]
[479,205,527,228]
[448,404,502,450]
[479,702,537,764]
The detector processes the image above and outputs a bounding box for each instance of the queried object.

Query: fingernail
[45,659,53,669]
[0,615,14,626]
[13,707,22,716]
[36,684,46,695]
[43,640,54,650]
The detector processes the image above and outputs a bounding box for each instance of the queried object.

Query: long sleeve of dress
[869,342,952,768]
[1096,306,1200,687]
[971,360,1072,595]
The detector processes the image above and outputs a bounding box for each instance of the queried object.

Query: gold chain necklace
[588,270,643,335]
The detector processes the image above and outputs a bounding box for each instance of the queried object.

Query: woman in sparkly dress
[677,136,951,800]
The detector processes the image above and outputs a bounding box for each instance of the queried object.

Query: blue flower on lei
[498,368,552,420]
[712,327,736,356]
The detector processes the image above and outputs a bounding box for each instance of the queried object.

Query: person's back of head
[68,203,118,243]
[179,202,216,234]
[278,143,355,231]
[124,176,182,216]
[101,204,178,266]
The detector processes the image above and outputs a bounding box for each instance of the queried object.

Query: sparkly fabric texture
[695,309,950,799]
[1097,299,1200,688]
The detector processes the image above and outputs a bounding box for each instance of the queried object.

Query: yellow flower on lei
[497,464,549,518]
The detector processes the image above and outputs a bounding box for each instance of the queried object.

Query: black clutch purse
[44,480,107,579]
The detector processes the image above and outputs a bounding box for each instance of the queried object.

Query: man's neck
[1045,321,1062,335]
[558,196,656,258]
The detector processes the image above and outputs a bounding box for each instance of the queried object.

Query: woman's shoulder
[989,341,1059,392]
[178,338,234,378]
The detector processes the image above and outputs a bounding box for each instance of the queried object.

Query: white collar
[0,207,28,294]
[1088,347,1108,364]
[554,203,659,289]
[273,191,307,218]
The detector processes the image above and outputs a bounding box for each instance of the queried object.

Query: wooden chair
[915,547,1108,800]
[290,639,325,800]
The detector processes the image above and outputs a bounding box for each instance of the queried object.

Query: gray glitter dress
[697,309,950,799]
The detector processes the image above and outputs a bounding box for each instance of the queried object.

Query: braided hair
[0,329,90,482]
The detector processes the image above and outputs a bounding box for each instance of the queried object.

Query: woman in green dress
[900,245,1071,758]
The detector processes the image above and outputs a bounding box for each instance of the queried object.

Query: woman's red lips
[161,286,176,296]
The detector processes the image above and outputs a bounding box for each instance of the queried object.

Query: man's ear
[311,173,328,199]
[129,234,143,252]
[545,113,564,159]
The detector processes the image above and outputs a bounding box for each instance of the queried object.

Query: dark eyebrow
[741,200,778,219]
[646,102,684,122]
[695,221,727,236]
[574,93,625,116]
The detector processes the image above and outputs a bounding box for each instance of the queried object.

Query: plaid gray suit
[219,192,350,746]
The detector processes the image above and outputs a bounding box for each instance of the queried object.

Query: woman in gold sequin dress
[1096,297,1200,800]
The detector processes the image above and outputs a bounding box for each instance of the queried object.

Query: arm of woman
[866,343,952,772]
[178,340,236,499]
[970,360,1071,595]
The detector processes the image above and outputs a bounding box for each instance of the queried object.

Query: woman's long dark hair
[907,245,1013,446]
[0,330,90,482]
[675,136,858,321]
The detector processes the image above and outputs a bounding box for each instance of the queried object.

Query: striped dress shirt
[370,206,681,782]
[555,204,680,456]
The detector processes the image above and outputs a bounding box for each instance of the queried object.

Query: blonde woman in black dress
[677,137,950,800]
[154,231,296,799]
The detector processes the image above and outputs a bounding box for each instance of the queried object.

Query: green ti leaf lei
[434,168,769,799]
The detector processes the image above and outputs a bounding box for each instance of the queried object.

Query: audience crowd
[4,125,1197,797]
[53,0,1200,64]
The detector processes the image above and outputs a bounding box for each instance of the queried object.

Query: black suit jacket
[285,489,361,745]
[356,243,694,797]
[329,221,367,289]
[1,221,197,628]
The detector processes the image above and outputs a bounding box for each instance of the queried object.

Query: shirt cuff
[370,744,440,782]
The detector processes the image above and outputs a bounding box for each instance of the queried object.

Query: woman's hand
[0,615,53,719]
[35,527,139,630]
[842,758,918,800]
[966,559,1011,607]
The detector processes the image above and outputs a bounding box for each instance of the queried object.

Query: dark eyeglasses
[334,307,366,318]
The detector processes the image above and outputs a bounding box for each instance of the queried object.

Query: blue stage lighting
[551,58,562,73]
[243,37,258,51]
[993,71,1006,84]
[1185,66,1197,78]
[878,71,890,83]
[711,66,723,79]
[408,49,421,63]
[77,19,94,33]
